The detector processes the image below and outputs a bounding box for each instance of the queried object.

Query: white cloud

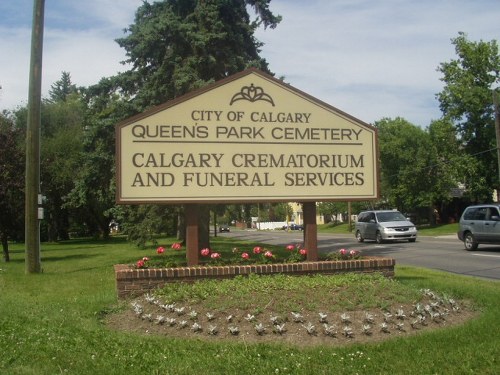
[1,0,499,128]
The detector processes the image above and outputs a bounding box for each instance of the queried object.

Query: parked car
[218,224,230,233]
[355,210,417,243]
[457,204,500,250]
[282,223,304,231]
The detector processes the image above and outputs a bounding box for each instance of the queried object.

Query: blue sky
[1,0,499,127]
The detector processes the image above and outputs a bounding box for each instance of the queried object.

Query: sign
[116,68,379,204]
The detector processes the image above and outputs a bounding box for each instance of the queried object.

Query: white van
[355,210,417,243]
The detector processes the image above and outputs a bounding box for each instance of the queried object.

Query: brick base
[115,258,395,299]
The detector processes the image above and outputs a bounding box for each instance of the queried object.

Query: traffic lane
[221,231,500,280]
[337,239,500,281]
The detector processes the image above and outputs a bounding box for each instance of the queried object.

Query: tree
[106,0,281,247]
[375,117,435,215]
[115,0,280,108]
[40,95,86,241]
[47,71,78,103]
[436,32,500,201]
[0,112,25,261]
[427,118,476,221]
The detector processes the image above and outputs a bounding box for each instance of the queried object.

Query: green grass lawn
[1,236,498,375]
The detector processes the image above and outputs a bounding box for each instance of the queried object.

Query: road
[222,230,500,281]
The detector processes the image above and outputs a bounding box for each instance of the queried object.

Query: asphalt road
[221,230,500,281]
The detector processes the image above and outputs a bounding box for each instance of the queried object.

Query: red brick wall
[114,258,395,299]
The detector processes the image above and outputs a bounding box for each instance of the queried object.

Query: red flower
[200,248,210,257]
[136,259,145,268]
[171,243,182,250]
[339,248,347,256]
[285,244,295,251]
[241,252,250,260]
[299,248,307,256]
[253,246,262,254]
[349,250,359,257]
[156,246,165,254]
[264,250,274,258]
[210,252,221,259]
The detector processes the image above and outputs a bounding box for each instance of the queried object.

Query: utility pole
[25,0,45,273]
[494,90,500,202]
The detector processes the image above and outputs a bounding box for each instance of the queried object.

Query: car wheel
[408,238,416,243]
[375,232,384,244]
[355,230,364,243]
[464,232,478,251]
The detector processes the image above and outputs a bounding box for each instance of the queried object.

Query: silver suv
[458,204,500,250]
[355,210,417,243]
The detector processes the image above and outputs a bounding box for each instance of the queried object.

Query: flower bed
[114,257,396,299]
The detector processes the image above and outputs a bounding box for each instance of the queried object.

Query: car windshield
[376,211,407,223]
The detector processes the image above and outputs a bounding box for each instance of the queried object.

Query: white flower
[323,324,337,337]
[175,307,186,316]
[291,312,304,323]
[380,322,390,333]
[274,324,287,334]
[191,322,202,332]
[396,308,406,320]
[166,318,176,326]
[206,312,215,321]
[343,326,354,338]
[318,313,328,323]
[362,324,372,335]
[208,325,218,335]
[245,313,256,322]
[364,312,375,324]
[303,322,316,335]
[254,323,266,335]
[340,313,351,324]
[228,326,240,335]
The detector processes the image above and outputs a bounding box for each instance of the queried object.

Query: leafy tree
[427,118,477,220]
[436,32,500,201]
[40,96,86,241]
[317,202,347,223]
[0,112,24,261]
[106,0,281,247]
[375,117,435,215]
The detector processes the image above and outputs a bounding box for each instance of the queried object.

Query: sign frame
[116,68,379,205]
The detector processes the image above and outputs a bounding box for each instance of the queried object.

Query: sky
[0,0,499,127]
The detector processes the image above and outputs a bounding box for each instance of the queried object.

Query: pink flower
[285,244,295,251]
[241,252,250,260]
[264,250,273,258]
[299,248,307,256]
[210,252,221,259]
[171,243,182,250]
[156,246,165,254]
[142,256,150,261]
[136,259,145,268]
[349,250,359,257]
[339,248,347,256]
[200,248,210,257]
[253,246,262,254]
